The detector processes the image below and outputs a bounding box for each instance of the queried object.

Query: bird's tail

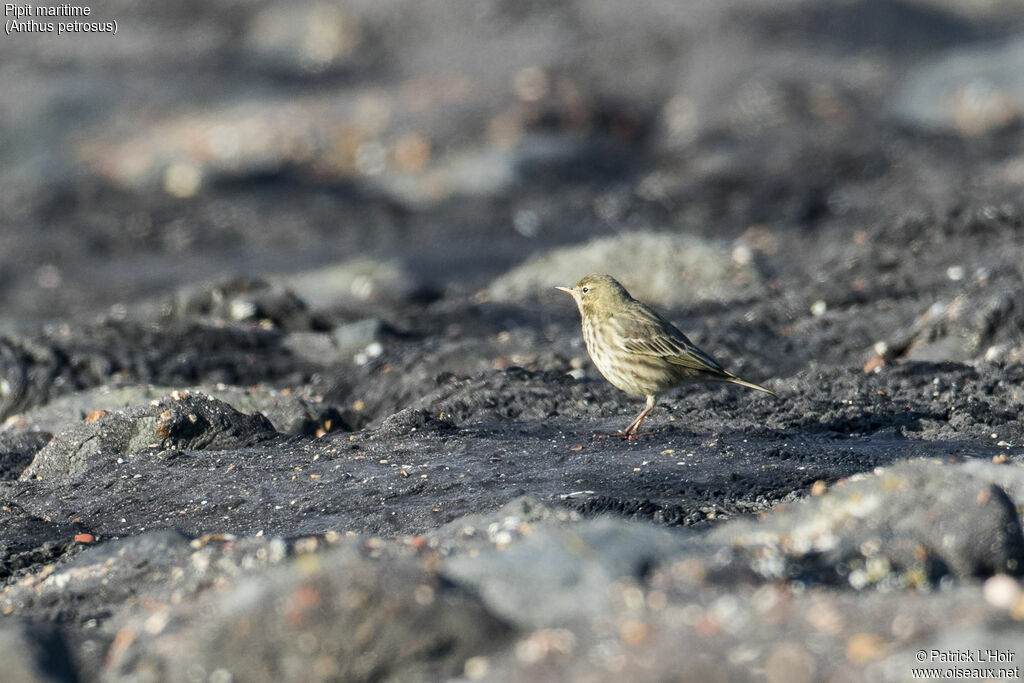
[725,374,777,397]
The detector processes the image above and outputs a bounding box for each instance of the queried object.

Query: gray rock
[443,513,692,629]
[959,460,1024,508]
[892,38,1024,135]
[242,0,364,77]
[868,622,1024,682]
[713,459,1024,587]
[22,393,278,480]
[283,319,388,368]
[1,530,193,623]
[883,288,1024,363]
[4,383,345,439]
[365,133,587,208]
[490,231,764,307]
[103,545,513,683]
[271,259,418,308]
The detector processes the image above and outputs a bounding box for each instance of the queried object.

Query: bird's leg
[618,395,656,438]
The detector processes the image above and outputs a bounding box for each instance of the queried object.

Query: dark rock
[374,407,458,438]
[0,431,51,480]
[0,621,77,683]
[2,529,192,624]
[173,277,326,332]
[0,504,83,581]
[0,321,319,422]
[399,366,600,426]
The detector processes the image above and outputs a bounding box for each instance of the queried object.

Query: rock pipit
[557,274,775,436]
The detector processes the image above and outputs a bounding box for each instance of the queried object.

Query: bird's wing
[612,305,729,376]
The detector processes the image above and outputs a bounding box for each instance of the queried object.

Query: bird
[556,274,775,437]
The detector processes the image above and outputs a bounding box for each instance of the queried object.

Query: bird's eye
[581,287,589,294]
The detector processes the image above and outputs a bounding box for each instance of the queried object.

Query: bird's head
[555,274,632,317]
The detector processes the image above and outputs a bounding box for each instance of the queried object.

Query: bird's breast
[582,315,700,397]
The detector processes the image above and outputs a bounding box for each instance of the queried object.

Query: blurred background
[2,0,1024,328]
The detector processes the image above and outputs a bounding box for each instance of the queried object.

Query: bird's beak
[555,286,573,294]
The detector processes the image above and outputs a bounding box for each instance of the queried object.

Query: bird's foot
[594,431,636,440]
[594,425,648,440]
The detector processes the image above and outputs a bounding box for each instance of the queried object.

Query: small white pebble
[946,265,965,281]
[163,162,201,198]
[464,656,490,679]
[984,345,1005,362]
[810,300,827,317]
[732,243,754,266]
[229,299,257,321]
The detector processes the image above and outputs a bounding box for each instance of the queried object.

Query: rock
[1,529,193,623]
[489,231,765,306]
[0,505,83,581]
[373,406,457,438]
[712,459,1024,587]
[884,289,1024,363]
[442,513,691,629]
[172,277,323,332]
[0,335,64,423]
[365,133,589,208]
[4,383,346,439]
[892,38,1024,135]
[283,319,392,368]
[0,320,316,422]
[22,393,278,480]
[868,623,1024,682]
[198,386,347,436]
[0,431,51,480]
[959,459,1024,509]
[427,497,572,554]
[271,259,419,308]
[103,545,513,683]
[0,622,76,683]
[242,0,364,77]
[5,5,1024,680]
[79,96,362,191]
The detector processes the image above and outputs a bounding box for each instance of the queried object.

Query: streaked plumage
[557,274,775,436]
